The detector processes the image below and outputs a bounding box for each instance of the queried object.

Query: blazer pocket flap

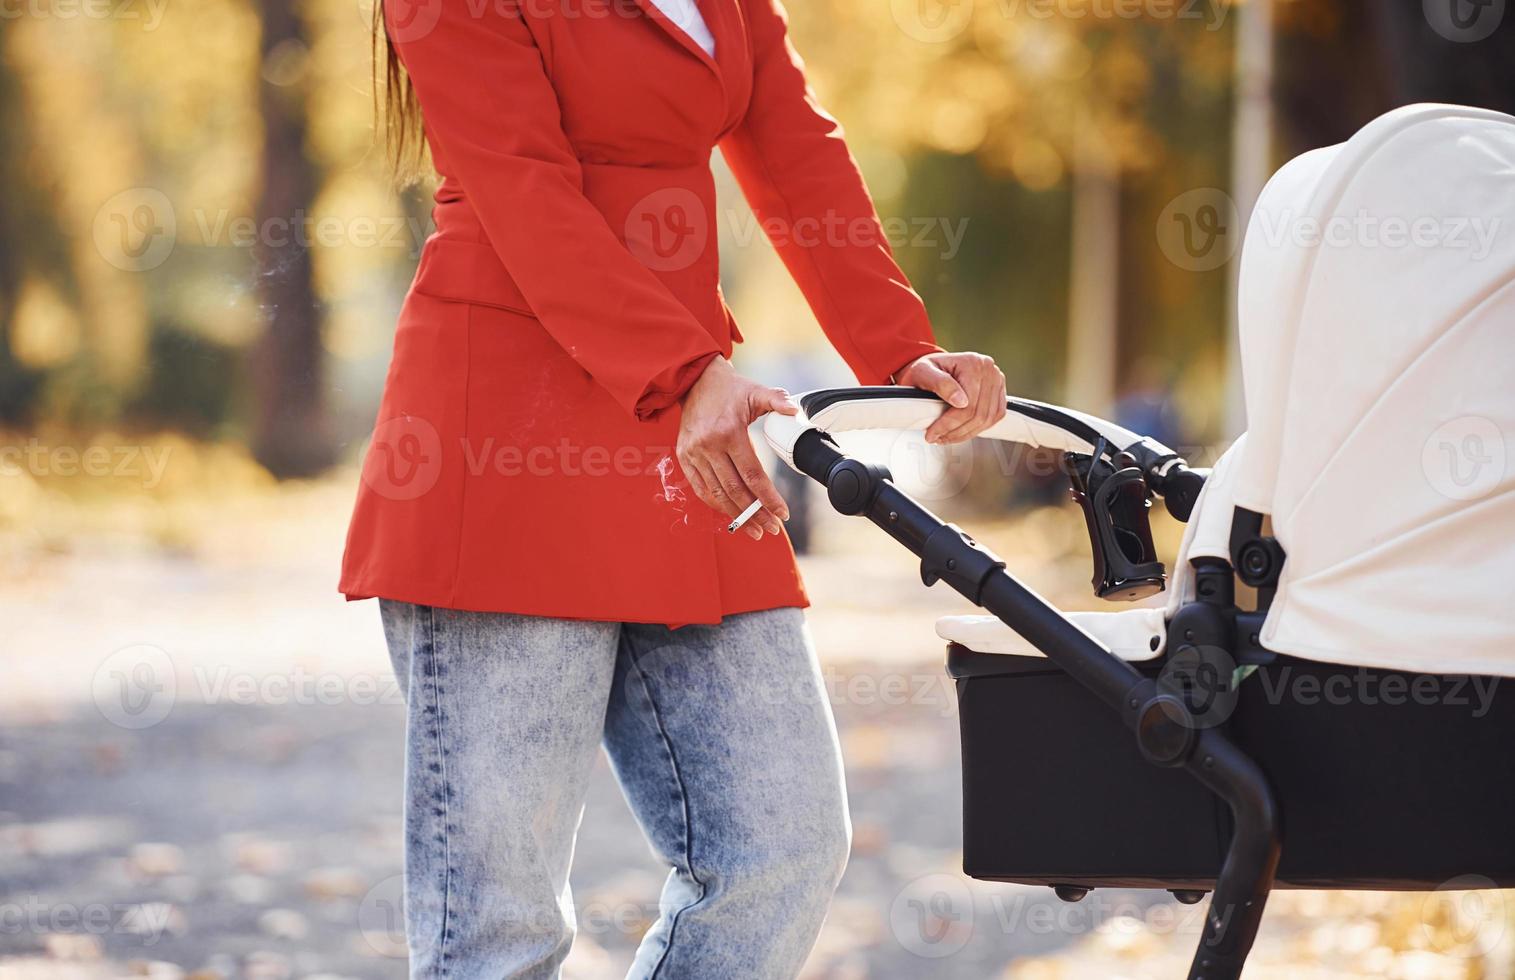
[412,237,534,316]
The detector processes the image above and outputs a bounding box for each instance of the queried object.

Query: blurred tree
[0,21,68,422]
[798,0,1234,429]
[251,0,336,477]
[127,323,241,437]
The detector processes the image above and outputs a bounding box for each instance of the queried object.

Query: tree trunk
[1223,0,1275,439]
[250,0,335,478]
[1064,127,1120,418]
[0,19,54,422]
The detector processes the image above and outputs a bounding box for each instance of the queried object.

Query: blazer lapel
[629,0,721,76]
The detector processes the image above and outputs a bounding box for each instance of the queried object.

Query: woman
[342,0,1007,973]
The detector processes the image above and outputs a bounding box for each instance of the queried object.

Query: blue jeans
[380,602,852,979]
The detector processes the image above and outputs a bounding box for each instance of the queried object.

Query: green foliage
[895,151,1070,401]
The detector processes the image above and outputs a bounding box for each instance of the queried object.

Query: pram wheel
[1052,884,1090,903]
[1170,889,1207,906]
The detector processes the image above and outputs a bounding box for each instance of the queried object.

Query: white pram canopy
[940,104,1515,678]
[1227,103,1515,677]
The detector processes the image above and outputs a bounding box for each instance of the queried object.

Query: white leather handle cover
[763,387,1145,472]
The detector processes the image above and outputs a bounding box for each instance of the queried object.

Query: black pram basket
[950,647,1515,893]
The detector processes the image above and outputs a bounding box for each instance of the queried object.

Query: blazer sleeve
[389,0,721,420]
[719,0,944,384]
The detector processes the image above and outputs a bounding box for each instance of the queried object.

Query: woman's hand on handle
[895,351,1008,444]
[678,358,796,540]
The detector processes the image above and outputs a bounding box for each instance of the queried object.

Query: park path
[0,474,1500,978]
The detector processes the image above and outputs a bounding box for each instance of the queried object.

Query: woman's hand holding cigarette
[677,357,796,540]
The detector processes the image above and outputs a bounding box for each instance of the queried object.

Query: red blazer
[340,0,942,624]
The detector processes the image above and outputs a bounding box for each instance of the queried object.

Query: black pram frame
[779,386,1514,980]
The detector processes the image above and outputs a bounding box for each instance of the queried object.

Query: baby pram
[763,104,1515,978]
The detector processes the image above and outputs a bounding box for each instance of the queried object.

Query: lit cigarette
[727,499,764,534]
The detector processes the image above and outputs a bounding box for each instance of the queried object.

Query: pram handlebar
[776,393,1279,980]
[763,387,1206,519]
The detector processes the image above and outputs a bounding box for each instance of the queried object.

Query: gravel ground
[1,472,1508,979]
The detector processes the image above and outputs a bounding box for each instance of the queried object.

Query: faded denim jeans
[380,601,852,979]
